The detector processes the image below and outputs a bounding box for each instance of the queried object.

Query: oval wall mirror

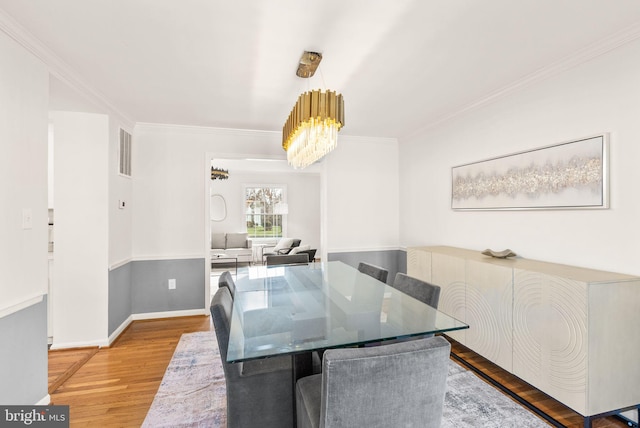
[211,194,227,222]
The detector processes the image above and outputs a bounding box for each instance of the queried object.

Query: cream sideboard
[407,246,640,418]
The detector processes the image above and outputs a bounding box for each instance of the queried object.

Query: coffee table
[211,253,238,275]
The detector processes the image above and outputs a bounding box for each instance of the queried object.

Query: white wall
[132,126,285,259]
[51,111,109,346]
[48,76,134,268]
[210,171,321,251]
[109,119,133,267]
[0,29,49,405]
[324,136,400,254]
[133,125,400,261]
[399,38,640,276]
[0,30,49,313]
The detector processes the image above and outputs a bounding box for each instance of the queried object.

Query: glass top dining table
[227,261,468,363]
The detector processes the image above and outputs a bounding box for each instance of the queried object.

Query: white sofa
[211,232,253,263]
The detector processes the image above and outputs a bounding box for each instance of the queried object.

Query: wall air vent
[119,128,132,177]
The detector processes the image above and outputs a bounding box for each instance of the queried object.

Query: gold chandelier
[282,52,345,169]
[211,167,229,180]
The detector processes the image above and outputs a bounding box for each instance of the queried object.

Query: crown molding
[135,122,399,146]
[403,21,640,141]
[339,135,398,145]
[134,122,281,137]
[0,9,135,129]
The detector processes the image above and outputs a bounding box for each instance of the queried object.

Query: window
[245,186,286,238]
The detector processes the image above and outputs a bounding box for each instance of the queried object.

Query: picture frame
[451,134,609,210]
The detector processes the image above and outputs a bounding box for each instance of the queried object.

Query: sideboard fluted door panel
[410,245,640,418]
[466,260,513,372]
[431,252,466,344]
[513,269,588,415]
[407,248,432,283]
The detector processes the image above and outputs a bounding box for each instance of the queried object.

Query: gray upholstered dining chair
[218,270,236,298]
[210,287,294,428]
[295,336,451,428]
[265,253,309,266]
[357,262,389,283]
[392,272,441,309]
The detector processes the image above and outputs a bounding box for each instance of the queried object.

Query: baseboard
[49,338,109,350]
[132,308,208,321]
[36,395,51,405]
[108,315,133,346]
[51,310,207,350]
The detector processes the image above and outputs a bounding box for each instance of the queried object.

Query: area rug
[143,331,549,427]
[442,361,549,428]
[142,332,226,427]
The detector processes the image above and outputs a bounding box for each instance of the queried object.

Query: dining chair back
[218,270,236,298]
[295,336,451,428]
[210,287,294,428]
[392,272,441,309]
[357,262,389,283]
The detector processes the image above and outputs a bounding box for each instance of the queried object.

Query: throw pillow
[273,237,295,251]
[290,245,310,254]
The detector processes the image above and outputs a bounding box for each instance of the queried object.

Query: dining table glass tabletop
[226,261,468,363]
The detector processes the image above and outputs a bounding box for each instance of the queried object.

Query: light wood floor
[49,317,632,428]
[49,315,213,427]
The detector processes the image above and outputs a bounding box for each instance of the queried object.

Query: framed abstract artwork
[451,134,609,210]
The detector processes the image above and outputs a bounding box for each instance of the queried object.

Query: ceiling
[2,0,640,140]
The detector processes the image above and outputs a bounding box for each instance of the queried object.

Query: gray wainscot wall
[108,258,205,336]
[0,298,48,404]
[327,249,407,284]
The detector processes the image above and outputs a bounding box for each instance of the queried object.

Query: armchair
[265,253,309,266]
[289,245,316,262]
[262,238,301,263]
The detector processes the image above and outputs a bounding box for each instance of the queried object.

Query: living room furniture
[294,248,317,262]
[262,238,302,263]
[295,336,451,428]
[210,286,294,428]
[407,245,640,427]
[265,254,309,266]
[211,254,238,275]
[357,262,389,283]
[211,232,253,263]
[252,241,277,264]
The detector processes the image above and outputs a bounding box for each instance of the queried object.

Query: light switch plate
[22,208,33,229]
